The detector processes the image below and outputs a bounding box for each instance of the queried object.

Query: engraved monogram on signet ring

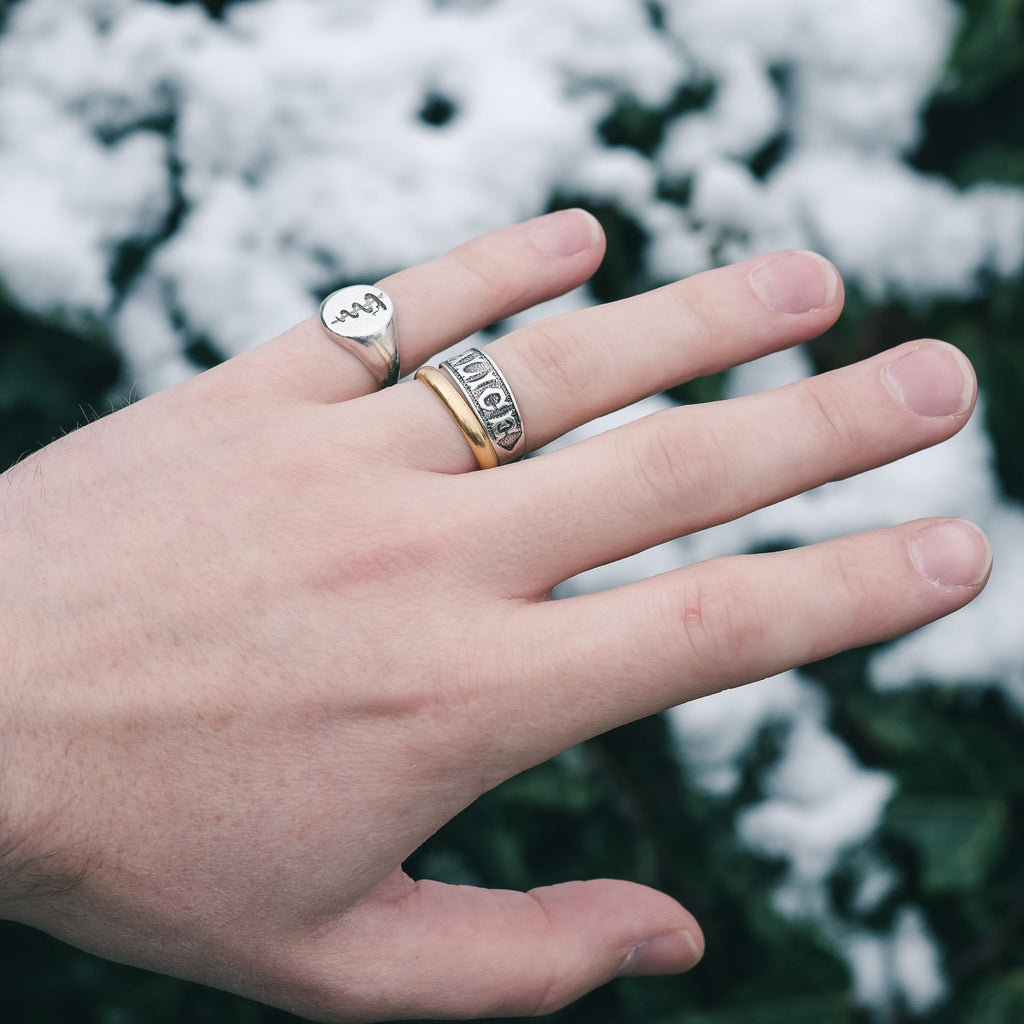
[435,347,526,466]
[319,286,400,389]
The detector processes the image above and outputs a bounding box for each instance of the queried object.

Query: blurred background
[1,0,1023,1021]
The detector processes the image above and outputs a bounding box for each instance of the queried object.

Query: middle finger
[395,249,843,474]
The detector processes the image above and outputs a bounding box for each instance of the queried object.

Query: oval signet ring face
[319,286,400,389]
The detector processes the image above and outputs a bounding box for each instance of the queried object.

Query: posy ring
[416,347,526,469]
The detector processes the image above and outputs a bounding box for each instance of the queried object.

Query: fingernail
[749,250,838,314]
[619,930,704,977]
[528,208,601,257]
[882,342,974,417]
[910,520,992,588]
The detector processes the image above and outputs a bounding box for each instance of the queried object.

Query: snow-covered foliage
[2,0,1023,1016]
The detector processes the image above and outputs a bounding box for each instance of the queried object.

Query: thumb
[295,874,704,1021]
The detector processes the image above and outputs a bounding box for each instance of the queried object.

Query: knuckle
[669,286,726,367]
[448,243,502,300]
[666,561,767,679]
[446,237,535,315]
[515,891,585,1018]
[513,316,604,401]
[801,377,853,448]
[825,538,875,619]
[627,409,725,513]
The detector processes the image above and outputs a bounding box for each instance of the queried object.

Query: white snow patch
[3,1,1024,1016]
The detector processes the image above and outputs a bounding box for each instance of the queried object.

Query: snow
[5,0,1024,379]
[738,694,895,889]
[2,0,1024,1015]
[846,909,948,1015]
[874,500,1024,708]
[653,0,1024,296]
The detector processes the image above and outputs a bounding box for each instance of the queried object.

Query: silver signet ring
[319,286,400,389]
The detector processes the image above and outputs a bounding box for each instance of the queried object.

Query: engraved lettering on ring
[440,348,525,458]
[458,359,492,382]
[478,388,507,409]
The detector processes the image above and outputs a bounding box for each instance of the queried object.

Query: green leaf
[886,796,1007,893]
[964,969,1024,1024]
[657,991,857,1024]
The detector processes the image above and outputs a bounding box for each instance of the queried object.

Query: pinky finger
[510,519,992,760]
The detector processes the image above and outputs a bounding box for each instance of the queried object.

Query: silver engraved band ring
[319,286,400,389]
[437,347,526,466]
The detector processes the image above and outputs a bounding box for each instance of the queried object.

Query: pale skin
[0,209,991,1021]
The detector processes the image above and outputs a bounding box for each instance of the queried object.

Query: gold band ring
[415,366,499,470]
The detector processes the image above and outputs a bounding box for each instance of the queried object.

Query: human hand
[0,210,990,1021]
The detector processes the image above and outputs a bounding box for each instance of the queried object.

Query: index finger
[232,209,605,402]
